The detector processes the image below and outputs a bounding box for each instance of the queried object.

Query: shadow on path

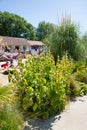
[24,115,61,130]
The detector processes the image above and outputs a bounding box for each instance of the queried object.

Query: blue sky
[0,0,87,34]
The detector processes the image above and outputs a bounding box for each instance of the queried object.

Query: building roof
[0,36,44,46]
[27,40,44,46]
[0,36,28,46]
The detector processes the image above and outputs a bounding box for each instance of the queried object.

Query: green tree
[46,17,82,65]
[0,11,37,40]
[80,33,87,65]
[81,33,87,49]
[36,21,55,41]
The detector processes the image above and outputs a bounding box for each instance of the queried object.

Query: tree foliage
[45,17,83,65]
[0,11,37,40]
[81,33,87,53]
[36,21,55,41]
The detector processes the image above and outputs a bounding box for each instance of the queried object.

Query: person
[1,61,9,69]
[9,55,13,67]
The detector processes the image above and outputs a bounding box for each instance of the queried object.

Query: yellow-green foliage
[69,61,87,97]
[9,53,75,119]
[74,62,87,84]
[9,53,87,119]
[0,86,11,105]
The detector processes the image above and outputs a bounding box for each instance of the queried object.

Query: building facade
[0,36,45,53]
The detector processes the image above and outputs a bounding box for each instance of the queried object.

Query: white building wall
[26,45,31,51]
[19,46,23,50]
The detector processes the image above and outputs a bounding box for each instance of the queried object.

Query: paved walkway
[52,96,87,130]
[26,96,87,130]
[0,72,8,86]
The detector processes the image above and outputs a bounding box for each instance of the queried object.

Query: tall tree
[45,17,82,65]
[0,11,37,40]
[36,21,55,41]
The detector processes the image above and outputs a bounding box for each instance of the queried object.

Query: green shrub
[9,53,74,119]
[69,79,81,97]
[74,62,87,84]
[68,61,87,97]
[78,82,87,96]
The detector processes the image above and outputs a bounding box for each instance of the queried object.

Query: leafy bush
[69,79,81,97]
[9,53,74,119]
[78,82,87,96]
[69,61,87,97]
[74,62,87,84]
[9,53,87,119]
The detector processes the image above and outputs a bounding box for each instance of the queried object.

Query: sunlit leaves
[0,11,37,40]
[9,53,74,119]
